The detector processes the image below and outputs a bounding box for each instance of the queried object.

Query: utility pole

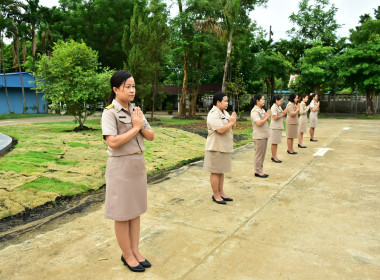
[269,26,273,41]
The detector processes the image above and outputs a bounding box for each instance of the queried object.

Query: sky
[36,0,380,41]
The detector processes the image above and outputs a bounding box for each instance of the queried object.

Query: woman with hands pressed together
[309,93,320,142]
[298,94,310,148]
[286,93,300,155]
[101,70,154,273]
[270,94,287,163]
[251,94,271,178]
[203,92,236,205]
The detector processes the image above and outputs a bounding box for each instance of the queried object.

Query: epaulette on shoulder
[105,104,114,110]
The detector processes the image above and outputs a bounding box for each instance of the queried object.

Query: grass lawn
[0,113,60,120]
[0,118,252,219]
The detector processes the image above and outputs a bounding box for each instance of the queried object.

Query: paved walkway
[0,119,379,279]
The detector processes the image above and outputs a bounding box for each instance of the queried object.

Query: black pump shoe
[255,173,269,178]
[287,150,297,155]
[121,255,145,272]
[139,259,152,268]
[310,139,318,142]
[298,144,307,148]
[221,196,233,201]
[212,195,227,204]
[271,157,282,163]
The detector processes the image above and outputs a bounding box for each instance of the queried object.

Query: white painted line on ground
[343,127,351,130]
[313,148,333,157]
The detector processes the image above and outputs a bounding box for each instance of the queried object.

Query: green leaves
[36,39,114,129]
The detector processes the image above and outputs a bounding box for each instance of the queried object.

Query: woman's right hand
[132,107,144,130]
[229,112,237,124]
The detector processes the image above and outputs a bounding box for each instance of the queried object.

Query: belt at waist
[300,114,307,116]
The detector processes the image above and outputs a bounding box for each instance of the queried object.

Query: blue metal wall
[0,88,47,114]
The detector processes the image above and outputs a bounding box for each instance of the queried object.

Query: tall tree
[338,10,380,115]
[297,44,335,95]
[0,0,21,113]
[22,0,41,113]
[196,0,267,92]
[288,0,341,46]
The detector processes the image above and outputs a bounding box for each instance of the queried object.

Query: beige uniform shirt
[101,100,152,156]
[270,104,284,130]
[299,101,308,115]
[310,100,318,117]
[205,106,233,153]
[286,102,299,124]
[251,106,270,140]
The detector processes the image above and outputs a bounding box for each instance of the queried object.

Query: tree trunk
[151,72,157,121]
[366,88,375,116]
[16,50,27,114]
[179,53,188,117]
[1,33,12,113]
[222,32,233,92]
[189,45,203,118]
[314,84,320,95]
[32,29,39,114]
[269,75,275,108]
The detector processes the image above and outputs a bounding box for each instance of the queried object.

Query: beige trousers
[254,138,268,174]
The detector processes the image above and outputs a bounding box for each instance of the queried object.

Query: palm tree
[0,0,22,113]
[195,0,267,92]
[23,0,41,113]
[8,19,27,114]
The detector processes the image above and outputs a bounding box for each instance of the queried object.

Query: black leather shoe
[298,144,307,148]
[271,157,282,163]
[212,195,227,204]
[221,196,233,201]
[139,259,151,268]
[255,173,269,178]
[287,150,298,155]
[310,139,318,142]
[121,255,145,272]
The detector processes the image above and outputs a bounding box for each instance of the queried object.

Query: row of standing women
[101,71,320,273]
[204,92,320,205]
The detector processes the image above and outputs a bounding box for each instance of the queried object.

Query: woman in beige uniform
[309,93,320,142]
[204,92,237,205]
[297,94,310,148]
[286,93,300,155]
[270,94,287,163]
[101,70,154,273]
[251,94,271,178]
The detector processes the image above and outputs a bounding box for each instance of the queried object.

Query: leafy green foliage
[36,40,114,129]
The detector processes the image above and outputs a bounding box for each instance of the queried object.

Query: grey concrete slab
[0,133,12,155]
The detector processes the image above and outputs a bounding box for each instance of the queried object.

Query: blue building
[0,72,46,114]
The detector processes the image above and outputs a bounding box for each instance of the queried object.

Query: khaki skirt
[286,124,298,139]
[310,112,318,128]
[270,129,282,144]
[299,115,307,133]
[105,153,147,221]
[203,150,231,173]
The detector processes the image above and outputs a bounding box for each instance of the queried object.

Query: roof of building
[0,72,36,88]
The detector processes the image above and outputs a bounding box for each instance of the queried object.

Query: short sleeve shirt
[251,106,270,139]
[299,101,308,115]
[310,100,318,116]
[270,104,284,130]
[205,106,233,153]
[286,102,299,125]
[101,99,152,156]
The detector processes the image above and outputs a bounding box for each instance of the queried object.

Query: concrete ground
[0,118,379,279]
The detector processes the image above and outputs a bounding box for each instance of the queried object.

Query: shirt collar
[112,99,133,113]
